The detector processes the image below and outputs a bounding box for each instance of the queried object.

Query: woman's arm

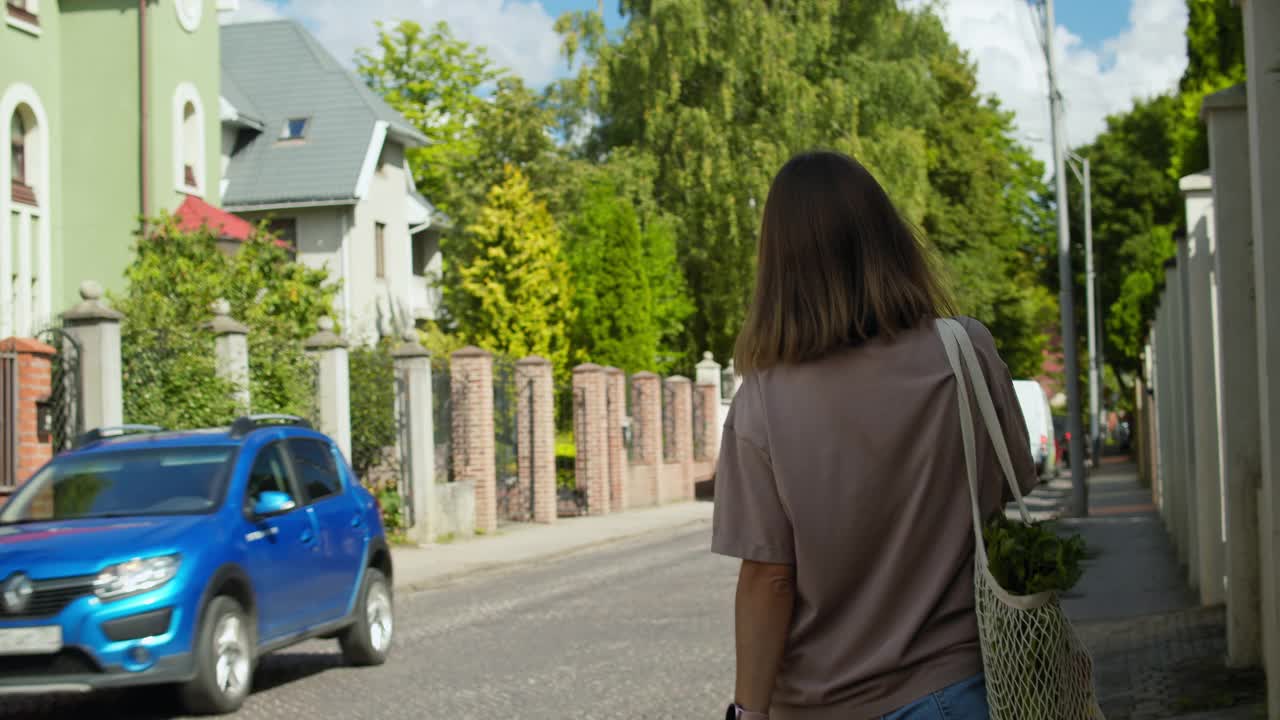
[734,559,796,715]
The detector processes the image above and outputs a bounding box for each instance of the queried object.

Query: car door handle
[300,528,315,545]
[351,514,364,528]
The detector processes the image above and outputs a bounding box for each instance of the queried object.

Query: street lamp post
[1035,0,1089,515]
[1067,151,1102,468]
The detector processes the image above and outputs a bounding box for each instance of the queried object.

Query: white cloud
[220,0,566,88]
[918,0,1188,166]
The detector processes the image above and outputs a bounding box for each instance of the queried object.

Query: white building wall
[347,140,413,345]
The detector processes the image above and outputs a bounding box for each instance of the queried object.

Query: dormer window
[280,117,308,142]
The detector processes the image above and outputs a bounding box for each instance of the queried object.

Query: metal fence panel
[38,328,82,454]
[1,351,17,489]
[662,381,676,462]
[692,385,707,461]
[432,357,452,484]
[492,357,529,523]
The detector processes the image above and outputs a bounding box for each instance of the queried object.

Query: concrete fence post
[516,356,556,524]
[305,318,351,461]
[60,281,123,431]
[452,346,496,533]
[573,364,610,515]
[605,367,627,512]
[1181,171,1226,606]
[392,330,435,544]
[1171,241,1202,592]
[1204,84,1264,667]
[630,372,662,507]
[696,352,723,461]
[666,375,694,500]
[207,299,250,414]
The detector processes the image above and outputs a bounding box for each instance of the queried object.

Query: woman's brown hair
[734,151,953,372]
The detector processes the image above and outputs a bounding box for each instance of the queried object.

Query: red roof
[174,195,254,242]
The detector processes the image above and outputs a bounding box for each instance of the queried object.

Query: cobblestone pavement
[1050,460,1268,720]
[0,519,738,719]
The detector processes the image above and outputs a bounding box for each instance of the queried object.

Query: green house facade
[2,0,224,338]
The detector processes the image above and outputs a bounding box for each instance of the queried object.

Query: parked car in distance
[0,415,394,715]
[1012,380,1055,480]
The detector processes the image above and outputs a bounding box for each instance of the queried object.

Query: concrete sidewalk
[1027,459,1268,719]
[390,500,713,592]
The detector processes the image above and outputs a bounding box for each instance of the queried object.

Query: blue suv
[0,415,394,715]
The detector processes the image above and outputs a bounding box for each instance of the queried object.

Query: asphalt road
[0,518,737,719]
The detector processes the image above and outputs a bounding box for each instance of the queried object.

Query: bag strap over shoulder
[935,318,1033,566]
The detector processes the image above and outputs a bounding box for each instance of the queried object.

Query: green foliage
[445,166,575,368]
[562,172,657,371]
[356,20,501,217]
[348,340,397,479]
[983,512,1087,595]
[361,5,1053,373]
[114,216,336,429]
[564,1,1052,368]
[1066,1,1245,408]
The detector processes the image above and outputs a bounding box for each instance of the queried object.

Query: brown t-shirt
[711,317,1038,719]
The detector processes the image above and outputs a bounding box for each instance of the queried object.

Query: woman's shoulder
[952,316,997,349]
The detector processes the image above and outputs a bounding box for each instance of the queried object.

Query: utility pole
[1039,0,1089,515]
[1068,151,1101,469]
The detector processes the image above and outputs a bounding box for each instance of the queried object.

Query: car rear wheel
[180,596,253,715]
[339,567,392,666]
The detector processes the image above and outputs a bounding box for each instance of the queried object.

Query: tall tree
[356,20,500,216]
[561,173,657,371]
[562,1,1049,370]
[446,165,575,367]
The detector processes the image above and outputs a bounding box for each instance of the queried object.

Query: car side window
[287,439,342,504]
[245,443,293,510]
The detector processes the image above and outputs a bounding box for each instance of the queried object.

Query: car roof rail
[73,424,167,448]
[228,414,313,439]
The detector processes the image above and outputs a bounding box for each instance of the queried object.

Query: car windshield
[0,446,234,524]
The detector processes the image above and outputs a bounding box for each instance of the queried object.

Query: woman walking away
[714,151,1039,720]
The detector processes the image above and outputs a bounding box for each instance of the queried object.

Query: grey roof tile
[220,19,426,208]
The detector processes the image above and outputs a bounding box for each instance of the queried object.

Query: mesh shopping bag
[936,318,1104,720]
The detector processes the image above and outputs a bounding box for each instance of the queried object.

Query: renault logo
[2,573,33,614]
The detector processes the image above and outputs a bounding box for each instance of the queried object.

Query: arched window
[182,101,198,188]
[9,106,37,206]
[173,83,205,196]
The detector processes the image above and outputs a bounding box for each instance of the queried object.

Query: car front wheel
[339,567,393,666]
[180,595,254,715]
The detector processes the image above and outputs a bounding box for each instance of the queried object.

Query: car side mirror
[252,491,296,518]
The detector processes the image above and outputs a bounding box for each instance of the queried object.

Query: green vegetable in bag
[983,512,1087,595]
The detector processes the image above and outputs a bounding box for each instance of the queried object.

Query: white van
[1012,380,1055,479]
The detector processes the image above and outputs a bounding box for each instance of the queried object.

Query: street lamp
[1065,150,1103,467]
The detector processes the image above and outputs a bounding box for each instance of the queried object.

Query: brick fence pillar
[667,375,694,500]
[574,364,610,515]
[516,356,556,524]
[630,372,662,505]
[605,367,627,512]
[1,338,55,493]
[452,346,496,533]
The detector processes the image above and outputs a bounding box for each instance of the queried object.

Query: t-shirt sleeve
[711,400,795,565]
[960,317,1040,499]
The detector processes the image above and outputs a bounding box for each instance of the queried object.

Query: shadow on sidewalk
[1036,457,1267,719]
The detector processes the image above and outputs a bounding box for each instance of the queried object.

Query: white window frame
[1,82,51,338]
[172,82,206,197]
[5,0,41,36]
[175,0,203,33]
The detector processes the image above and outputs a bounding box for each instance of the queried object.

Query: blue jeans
[880,674,988,719]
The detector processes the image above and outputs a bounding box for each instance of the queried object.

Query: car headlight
[94,555,181,601]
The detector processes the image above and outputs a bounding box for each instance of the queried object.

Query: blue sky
[224,0,1188,157]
